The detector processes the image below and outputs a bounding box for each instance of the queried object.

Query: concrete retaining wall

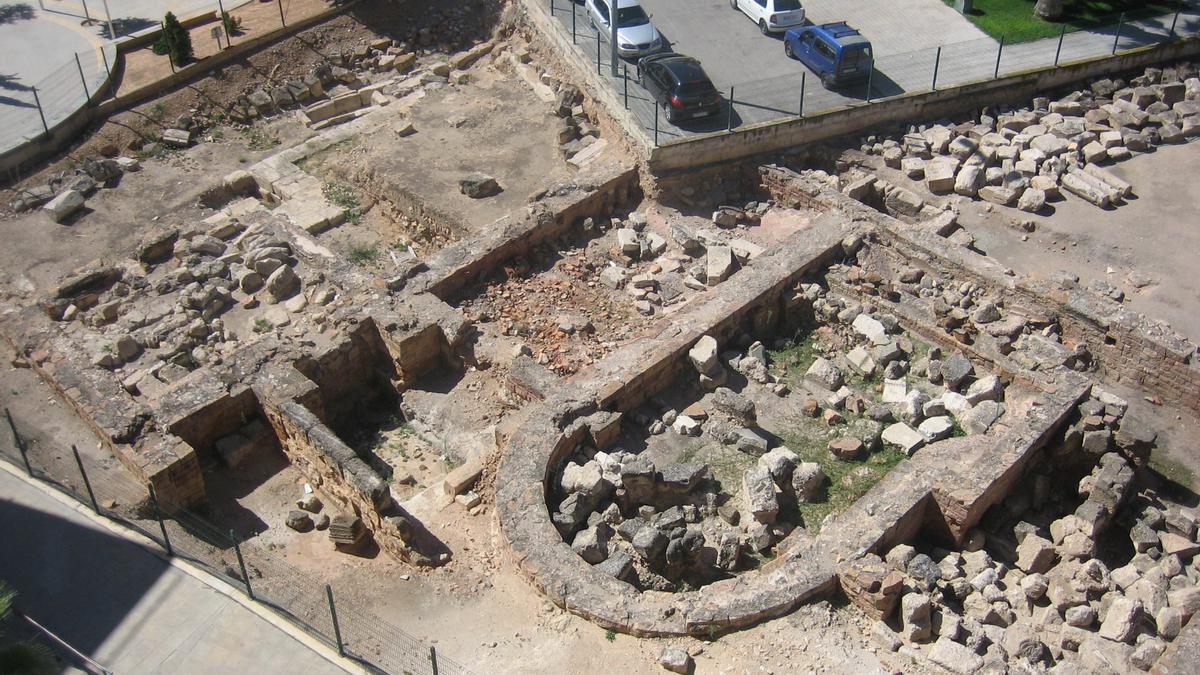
[647,39,1200,174]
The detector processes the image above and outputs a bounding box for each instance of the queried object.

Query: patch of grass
[346,242,379,265]
[945,0,1182,43]
[604,629,616,642]
[778,414,907,532]
[242,125,279,151]
[138,143,180,161]
[323,181,364,224]
[253,318,272,333]
[208,127,224,141]
[768,331,821,387]
[682,444,758,495]
[391,240,409,252]
[1149,453,1196,491]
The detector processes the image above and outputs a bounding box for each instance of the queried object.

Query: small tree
[221,10,242,36]
[154,12,194,67]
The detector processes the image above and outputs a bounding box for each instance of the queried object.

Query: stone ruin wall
[763,162,1200,415]
[424,167,640,301]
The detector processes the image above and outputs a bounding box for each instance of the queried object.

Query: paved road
[546,0,1200,142]
[0,467,348,675]
[0,0,248,157]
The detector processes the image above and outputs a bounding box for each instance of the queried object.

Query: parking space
[546,0,1200,141]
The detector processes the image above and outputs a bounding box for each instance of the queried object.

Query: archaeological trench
[5,14,1200,673]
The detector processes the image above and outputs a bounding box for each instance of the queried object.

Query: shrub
[154,12,194,67]
[221,11,242,35]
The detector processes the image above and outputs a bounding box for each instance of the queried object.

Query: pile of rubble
[34,210,344,393]
[9,154,140,221]
[855,62,1200,213]
[851,385,1199,673]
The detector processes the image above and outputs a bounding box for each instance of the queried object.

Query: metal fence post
[80,0,91,20]
[218,0,231,47]
[994,35,1004,79]
[623,64,629,108]
[727,85,734,131]
[866,62,874,102]
[798,71,805,117]
[1112,13,1124,54]
[325,584,345,656]
[230,530,254,599]
[161,22,176,74]
[1055,25,1066,66]
[430,646,439,675]
[1170,9,1180,38]
[277,0,286,27]
[550,0,554,15]
[572,1,577,43]
[31,87,49,134]
[148,484,173,556]
[74,53,90,101]
[653,104,659,146]
[101,0,114,39]
[596,34,601,74]
[71,445,99,514]
[100,47,111,79]
[4,408,33,476]
[931,46,941,91]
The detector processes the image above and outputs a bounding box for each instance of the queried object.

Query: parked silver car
[586,0,663,58]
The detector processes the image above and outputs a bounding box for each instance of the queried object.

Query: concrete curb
[0,458,366,675]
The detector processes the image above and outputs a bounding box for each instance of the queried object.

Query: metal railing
[540,0,1200,145]
[2,408,472,675]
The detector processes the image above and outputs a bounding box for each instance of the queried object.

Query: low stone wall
[422,165,639,302]
[873,225,1200,414]
[646,38,1200,175]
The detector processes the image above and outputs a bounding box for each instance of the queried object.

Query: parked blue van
[783,22,873,88]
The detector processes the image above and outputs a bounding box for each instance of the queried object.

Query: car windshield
[841,45,872,67]
[617,5,650,27]
[774,0,801,10]
[679,80,716,96]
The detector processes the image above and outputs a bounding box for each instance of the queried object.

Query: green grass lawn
[945,0,1183,42]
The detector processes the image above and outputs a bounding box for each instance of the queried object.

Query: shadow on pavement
[0,2,35,25]
[102,16,158,39]
[0,497,167,660]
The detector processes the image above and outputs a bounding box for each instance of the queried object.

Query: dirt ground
[954,141,1200,344]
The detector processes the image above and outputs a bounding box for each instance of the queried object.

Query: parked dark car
[783,22,873,88]
[637,53,722,124]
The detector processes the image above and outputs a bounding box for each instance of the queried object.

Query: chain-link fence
[1,407,472,675]
[0,44,113,157]
[540,0,1200,144]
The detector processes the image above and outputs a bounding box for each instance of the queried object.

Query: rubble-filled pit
[859,380,1199,673]
[544,245,1057,597]
[448,193,817,376]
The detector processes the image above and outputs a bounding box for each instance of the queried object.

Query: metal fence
[0,45,113,158]
[1,0,331,162]
[541,0,1200,144]
[1,408,472,675]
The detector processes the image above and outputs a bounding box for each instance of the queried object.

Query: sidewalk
[0,466,349,675]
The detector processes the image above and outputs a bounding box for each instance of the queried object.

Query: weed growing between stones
[779,415,906,532]
[242,125,279,151]
[322,181,363,223]
[346,242,379,265]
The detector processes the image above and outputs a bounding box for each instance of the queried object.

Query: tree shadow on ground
[102,16,157,38]
[0,3,35,25]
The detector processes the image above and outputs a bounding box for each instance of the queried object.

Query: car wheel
[664,103,677,124]
[821,73,836,89]
[759,19,769,35]
[729,0,737,9]
[784,41,794,58]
